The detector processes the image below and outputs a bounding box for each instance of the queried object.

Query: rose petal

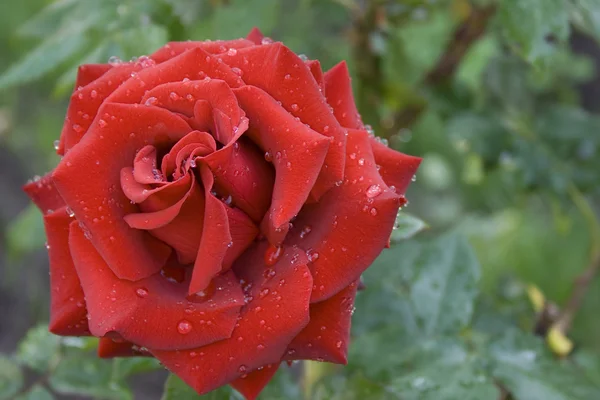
[151,39,256,63]
[132,145,165,185]
[218,43,346,199]
[222,206,260,271]
[324,61,363,130]
[286,129,405,302]
[59,63,139,154]
[230,364,279,400]
[121,166,191,205]
[234,86,330,245]
[284,282,358,364]
[204,136,274,224]
[140,79,244,145]
[107,48,245,107]
[370,138,422,195]
[43,207,89,336]
[23,173,64,214]
[188,165,232,295]
[160,131,216,180]
[151,243,313,396]
[246,27,265,45]
[53,103,192,281]
[98,337,150,358]
[306,60,325,93]
[69,222,245,351]
[75,64,113,87]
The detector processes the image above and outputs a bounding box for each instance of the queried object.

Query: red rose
[24,28,420,399]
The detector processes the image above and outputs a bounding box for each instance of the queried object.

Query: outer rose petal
[23,173,65,214]
[234,86,330,245]
[306,60,325,93]
[69,222,245,351]
[107,48,244,107]
[286,129,404,302]
[230,364,279,400]
[284,282,358,364]
[53,103,192,281]
[370,138,422,195]
[218,43,347,199]
[151,244,313,396]
[246,27,265,45]
[59,63,139,154]
[98,337,149,358]
[324,61,363,130]
[151,39,256,63]
[43,207,89,336]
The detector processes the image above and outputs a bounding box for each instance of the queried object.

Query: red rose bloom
[24,28,421,399]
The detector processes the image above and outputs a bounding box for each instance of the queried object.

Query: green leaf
[16,324,61,373]
[49,353,131,400]
[113,24,169,58]
[488,330,600,400]
[15,385,54,400]
[5,203,45,259]
[354,232,480,336]
[498,0,570,63]
[161,374,239,399]
[111,357,161,378]
[0,33,89,89]
[570,0,600,40]
[390,212,428,242]
[17,0,80,38]
[0,355,23,400]
[387,358,499,400]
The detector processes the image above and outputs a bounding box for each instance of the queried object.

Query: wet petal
[188,165,232,294]
[306,60,325,93]
[98,337,150,358]
[23,173,65,214]
[151,244,313,396]
[218,43,346,199]
[284,282,358,364]
[69,223,245,351]
[53,103,191,281]
[235,86,330,244]
[286,129,406,302]
[43,207,89,336]
[324,61,363,130]
[370,138,422,195]
[151,39,256,63]
[107,48,244,106]
[230,364,279,400]
[59,63,139,154]
[246,27,265,45]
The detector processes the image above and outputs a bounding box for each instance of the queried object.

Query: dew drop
[177,320,192,334]
[98,119,107,128]
[307,249,319,262]
[366,184,382,198]
[135,288,148,298]
[264,151,273,162]
[299,225,312,239]
[264,244,283,266]
[53,140,60,150]
[145,96,158,106]
[290,103,299,112]
[370,208,378,216]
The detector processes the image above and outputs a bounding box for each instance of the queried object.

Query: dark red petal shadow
[284,282,358,364]
[151,243,313,396]
[286,129,405,302]
[43,207,89,336]
[69,222,245,351]
[53,103,192,281]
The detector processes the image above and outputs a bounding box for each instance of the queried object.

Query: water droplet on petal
[366,184,382,198]
[299,225,312,239]
[307,249,319,262]
[264,151,273,162]
[136,288,148,298]
[291,103,299,112]
[370,208,378,216]
[264,245,283,266]
[177,320,192,334]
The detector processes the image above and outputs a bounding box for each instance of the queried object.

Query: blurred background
[2,0,600,399]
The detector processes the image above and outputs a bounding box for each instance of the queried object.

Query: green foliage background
[1,0,600,399]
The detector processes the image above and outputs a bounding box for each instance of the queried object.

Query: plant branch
[553,185,600,334]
